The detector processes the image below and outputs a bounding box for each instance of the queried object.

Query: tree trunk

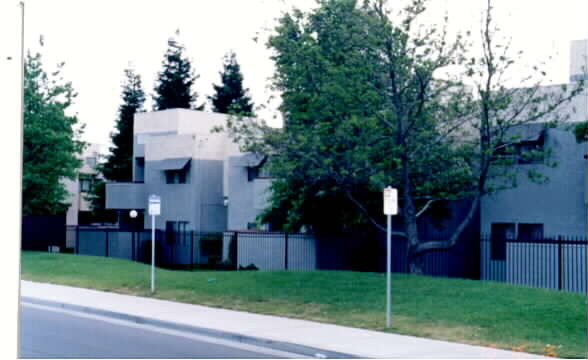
[400,155,422,274]
[408,248,425,275]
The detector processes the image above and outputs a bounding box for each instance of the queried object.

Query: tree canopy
[153,31,204,111]
[222,0,584,273]
[102,67,145,182]
[22,51,85,216]
[86,67,145,224]
[210,51,255,116]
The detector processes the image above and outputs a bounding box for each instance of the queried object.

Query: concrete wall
[64,143,103,225]
[481,127,587,237]
[227,156,272,230]
[107,109,265,233]
[106,183,146,209]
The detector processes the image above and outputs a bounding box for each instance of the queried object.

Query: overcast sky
[1,0,587,150]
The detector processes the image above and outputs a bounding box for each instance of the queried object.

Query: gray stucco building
[481,124,587,238]
[105,109,269,232]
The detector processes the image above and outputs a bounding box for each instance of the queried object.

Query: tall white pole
[20,1,24,129]
[386,214,391,328]
[151,215,155,293]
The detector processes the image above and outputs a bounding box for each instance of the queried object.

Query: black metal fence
[62,227,587,293]
[71,227,225,270]
[481,235,587,293]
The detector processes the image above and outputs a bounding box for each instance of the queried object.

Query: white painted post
[383,187,398,329]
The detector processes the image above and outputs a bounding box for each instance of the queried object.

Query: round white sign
[129,210,138,218]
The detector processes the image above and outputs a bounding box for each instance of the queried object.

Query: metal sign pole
[387,214,391,328]
[148,194,160,294]
[151,214,155,293]
[383,186,397,329]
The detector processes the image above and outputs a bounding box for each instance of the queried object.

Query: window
[517,141,544,164]
[490,223,515,261]
[518,223,543,241]
[247,165,271,182]
[135,157,145,183]
[80,177,92,192]
[247,167,258,182]
[166,169,187,184]
[494,139,544,165]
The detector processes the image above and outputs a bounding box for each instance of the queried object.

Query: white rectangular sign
[383,187,398,215]
[148,194,161,216]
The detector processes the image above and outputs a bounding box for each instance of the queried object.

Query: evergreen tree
[153,31,203,110]
[22,51,85,216]
[209,51,255,115]
[86,67,145,223]
[102,67,145,182]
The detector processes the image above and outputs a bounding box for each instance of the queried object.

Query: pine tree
[153,31,203,111]
[102,67,145,182]
[209,51,255,116]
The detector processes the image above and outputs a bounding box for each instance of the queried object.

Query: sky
[1,0,587,151]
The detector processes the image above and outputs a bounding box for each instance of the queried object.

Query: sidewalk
[20,280,547,359]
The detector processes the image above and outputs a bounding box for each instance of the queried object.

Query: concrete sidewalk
[20,280,547,359]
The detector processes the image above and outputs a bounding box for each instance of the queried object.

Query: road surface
[20,303,302,358]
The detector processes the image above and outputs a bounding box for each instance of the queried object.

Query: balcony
[106,182,146,210]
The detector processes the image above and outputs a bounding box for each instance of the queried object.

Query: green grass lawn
[21,251,587,358]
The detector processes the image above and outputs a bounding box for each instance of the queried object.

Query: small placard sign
[383,187,398,215]
[148,194,161,216]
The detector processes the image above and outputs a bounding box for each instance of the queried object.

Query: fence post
[284,232,289,271]
[190,232,194,271]
[75,226,79,255]
[132,231,135,261]
[558,236,563,291]
[105,230,109,257]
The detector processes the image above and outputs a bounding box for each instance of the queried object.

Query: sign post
[383,187,398,328]
[148,195,161,293]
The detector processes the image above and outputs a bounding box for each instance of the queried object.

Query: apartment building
[105,109,269,232]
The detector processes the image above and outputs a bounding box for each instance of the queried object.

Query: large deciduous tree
[210,51,255,116]
[153,31,204,111]
[22,51,85,216]
[224,0,583,273]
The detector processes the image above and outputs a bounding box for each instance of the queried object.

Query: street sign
[383,187,398,215]
[148,195,161,216]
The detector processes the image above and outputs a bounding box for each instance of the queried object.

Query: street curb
[21,296,360,359]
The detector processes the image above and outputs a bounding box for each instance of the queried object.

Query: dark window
[80,177,92,192]
[166,169,187,184]
[493,138,544,165]
[517,141,544,164]
[247,167,259,182]
[135,157,145,183]
[518,223,543,241]
[490,223,515,261]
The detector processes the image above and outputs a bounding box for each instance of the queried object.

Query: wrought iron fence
[63,227,587,293]
[481,235,587,293]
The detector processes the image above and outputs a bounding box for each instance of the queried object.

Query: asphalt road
[19,304,296,359]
